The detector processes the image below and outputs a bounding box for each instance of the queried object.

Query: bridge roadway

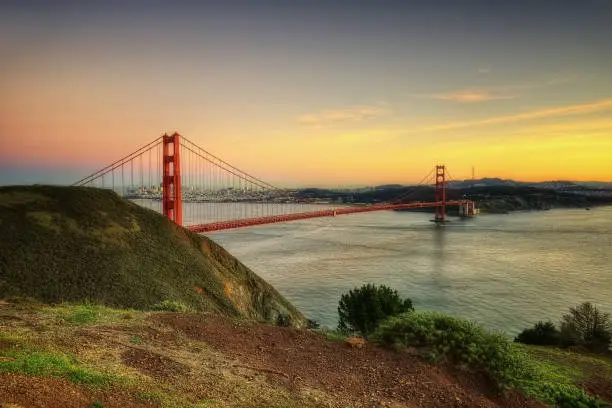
[187,200,471,233]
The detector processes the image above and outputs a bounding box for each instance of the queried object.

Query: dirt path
[0,373,158,408]
[154,313,544,408]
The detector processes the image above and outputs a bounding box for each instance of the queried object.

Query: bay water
[208,206,612,336]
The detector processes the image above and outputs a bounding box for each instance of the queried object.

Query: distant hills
[298,178,612,213]
[443,178,612,191]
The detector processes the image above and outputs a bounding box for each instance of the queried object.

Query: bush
[307,319,320,329]
[337,284,413,337]
[515,321,561,346]
[151,300,189,313]
[560,302,611,353]
[275,313,292,327]
[372,311,518,387]
[372,311,605,407]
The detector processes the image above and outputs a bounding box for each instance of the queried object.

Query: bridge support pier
[162,132,182,226]
[434,165,446,224]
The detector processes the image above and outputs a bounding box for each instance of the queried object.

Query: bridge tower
[162,132,182,226]
[434,165,446,223]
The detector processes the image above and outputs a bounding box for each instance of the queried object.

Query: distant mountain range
[435,178,612,191]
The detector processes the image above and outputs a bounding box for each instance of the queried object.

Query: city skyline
[1,0,612,187]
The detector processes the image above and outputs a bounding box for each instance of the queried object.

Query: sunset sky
[1,0,612,186]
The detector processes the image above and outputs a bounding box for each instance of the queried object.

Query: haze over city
[1,0,612,186]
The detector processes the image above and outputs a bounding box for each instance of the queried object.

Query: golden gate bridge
[73,132,477,232]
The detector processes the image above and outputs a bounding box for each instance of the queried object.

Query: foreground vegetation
[336,284,611,407]
[373,311,606,407]
[0,300,313,408]
[3,299,610,407]
[516,302,612,353]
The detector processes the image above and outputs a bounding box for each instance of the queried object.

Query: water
[204,206,612,336]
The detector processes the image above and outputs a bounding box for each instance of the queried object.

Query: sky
[1,0,612,187]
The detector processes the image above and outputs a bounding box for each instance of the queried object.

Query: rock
[346,337,366,348]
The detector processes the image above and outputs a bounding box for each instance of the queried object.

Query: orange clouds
[422,99,612,132]
[296,104,389,126]
[431,89,516,102]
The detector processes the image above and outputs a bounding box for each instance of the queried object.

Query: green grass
[40,302,143,327]
[129,336,143,345]
[0,185,303,325]
[0,349,117,387]
[510,346,607,407]
[525,345,612,383]
[136,391,164,402]
[152,300,191,313]
[315,328,348,342]
[0,328,120,387]
[63,305,103,325]
[135,390,219,408]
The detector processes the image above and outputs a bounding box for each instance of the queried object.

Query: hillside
[0,301,554,408]
[0,185,303,325]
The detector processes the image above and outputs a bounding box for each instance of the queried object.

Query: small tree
[276,313,292,327]
[338,283,413,337]
[515,321,560,346]
[560,302,611,353]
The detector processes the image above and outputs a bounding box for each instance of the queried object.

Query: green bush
[151,300,190,313]
[372,311,516,385]
[515,321,561,346]
[372,311,605,407]
[275,313,292,327]
[307,319,320,329]
[560,302,611,353]
[337,283,413,337]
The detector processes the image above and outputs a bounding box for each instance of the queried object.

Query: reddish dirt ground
[581,376,612,404]
[0,373,159,408]
[154,313,545,408]
[122,348,188,380]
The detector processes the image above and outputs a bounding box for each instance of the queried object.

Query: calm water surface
[207,206,612,336]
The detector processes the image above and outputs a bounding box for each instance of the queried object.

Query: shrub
[560,302,611,353]
[372,311,605,407]
[151,300,189,313]
[372,311,518,387]
[275,313,292,327]
[307,319,320,329]
[337,284,413,337]
[515,321,561,346]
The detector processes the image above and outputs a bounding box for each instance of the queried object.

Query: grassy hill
[0,185,304,325]
[0,302,551,408]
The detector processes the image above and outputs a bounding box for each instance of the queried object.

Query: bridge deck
[187,200,470,233]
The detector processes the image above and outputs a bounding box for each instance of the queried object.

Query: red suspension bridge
[73,132,477,233]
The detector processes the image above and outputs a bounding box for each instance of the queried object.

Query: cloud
[430,89,516,103]
[422,99,612,132]
[422,75,572,104]
[297,104,388,126]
